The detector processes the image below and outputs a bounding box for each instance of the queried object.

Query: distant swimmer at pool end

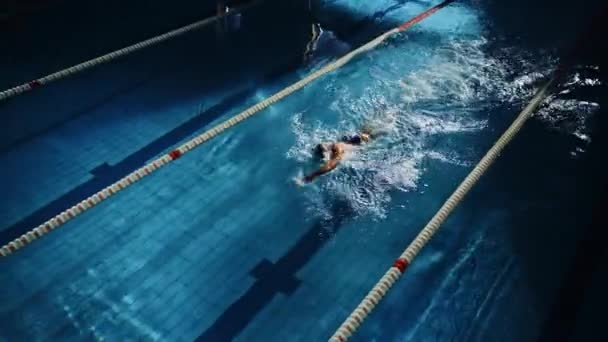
[299,127,382,184]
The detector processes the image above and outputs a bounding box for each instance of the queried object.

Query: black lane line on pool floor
[0,57,303,246]
[196,198,354,342]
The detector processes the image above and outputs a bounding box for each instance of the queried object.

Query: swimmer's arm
[303,159,339,183]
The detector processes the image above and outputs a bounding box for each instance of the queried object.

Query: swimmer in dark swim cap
[302,127,378,183]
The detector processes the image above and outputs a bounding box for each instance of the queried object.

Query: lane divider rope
[0,2,257,102]
[329,77,556,341]
[0,0,456,257]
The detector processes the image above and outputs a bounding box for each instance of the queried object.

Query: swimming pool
[0,0,604,340]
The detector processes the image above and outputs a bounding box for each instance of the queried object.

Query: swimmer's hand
[293,176,306,187]
[294,175,313,187]
[293,170,310,187]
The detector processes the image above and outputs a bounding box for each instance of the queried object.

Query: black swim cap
[314,144,326,157]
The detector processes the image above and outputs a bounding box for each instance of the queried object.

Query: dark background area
[535,5,608,341]
[476,1,608,340]
[0,0,312,150]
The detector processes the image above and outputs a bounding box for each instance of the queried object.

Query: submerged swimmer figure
[303,23,322,62]
[302,127,378,183]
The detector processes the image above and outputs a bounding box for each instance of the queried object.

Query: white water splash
[536,68,601,153]
[287,36,598,219]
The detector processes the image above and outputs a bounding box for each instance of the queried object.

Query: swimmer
[303,23,322,62]
[301,127,379,183]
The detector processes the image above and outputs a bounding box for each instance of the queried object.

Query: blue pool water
[0,0,605,340]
